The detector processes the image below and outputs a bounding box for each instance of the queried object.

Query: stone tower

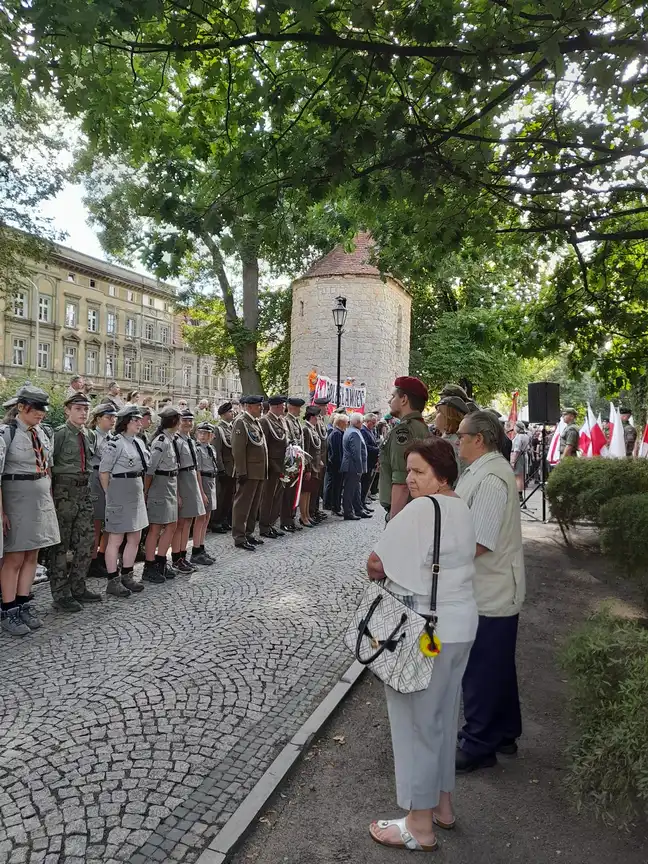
[289,233,412,412]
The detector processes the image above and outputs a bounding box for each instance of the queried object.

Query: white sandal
[369,817,439,852]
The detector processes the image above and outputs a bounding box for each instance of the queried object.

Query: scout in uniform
[49,392,103,611]
[191,422,218,565]
[137,405,153,448]
[435,394,469,472]
[259,395,289,538]
[379,376,431,520]
[210,402,234,533]
[171,409,206,572]
[143,405,181,584]
[0,385,60,636]
[281,397,305,532]
[559,408,580,458]
[231,395,268,551]
[620,407,638,457]
[99,404,149,597]
[300,405,323,528]
[87,402,117,577]
[309,396,331,522]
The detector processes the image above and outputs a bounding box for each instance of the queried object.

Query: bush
[561,610,648,826]
[0,376,67,430]
[546,458,648,529]
[600,494,648,607]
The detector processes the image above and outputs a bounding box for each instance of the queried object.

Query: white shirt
[373,494,478,643]
[459,453,507,551]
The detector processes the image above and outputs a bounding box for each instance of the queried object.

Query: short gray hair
[363,413,376,424]
[350,412,363,427]
[333,413,349,428]
[462,410,503,452]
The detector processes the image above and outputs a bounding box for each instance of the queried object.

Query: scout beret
[196,421,215,431]
[562,407,577,415]
[436,395,469,415]
[240,395,263,405]
[440,383,469,401]
[394,376,429,402]
[217,401,233,416]
[116,404,143,419]
[305,406,321,418]
[619,406,631,414]
[158,405,181,419]
[15,384,50,410]
[268,395,287,406]
[92,402,117,417]
[64,392,91,407]
[313,396,330,406]
[287,397,305,407]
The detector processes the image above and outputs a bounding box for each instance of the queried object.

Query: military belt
[112,471,144,479]
[3,473,48,481]
[178,465,195,472]
[200,471,216,477]
[155,469,178,477]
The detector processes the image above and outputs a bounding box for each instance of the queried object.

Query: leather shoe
[281,524,296,532]
[497,738,518,755]
[455,748,497,774]
[332,509,343,516]
[273,527,286,537]
[73,589,103,603]
[236,541,256,551]
[53,597,83,613]
[358,511,372,519]
[344,514,361,521]
[247,535,264,545]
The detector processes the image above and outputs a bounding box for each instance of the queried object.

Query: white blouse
[372,494,478,643]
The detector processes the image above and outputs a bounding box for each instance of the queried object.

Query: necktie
[187,437,197,468]
[30,429,45,473]
[78,432,87,471]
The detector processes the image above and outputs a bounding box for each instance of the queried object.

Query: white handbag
[344,496,442,693]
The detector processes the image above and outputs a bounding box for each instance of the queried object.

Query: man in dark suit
[325,413,348,515]
[341,413,370,520]
[360,414,380,508]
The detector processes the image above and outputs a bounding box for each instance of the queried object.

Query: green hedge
[0,377,67,429]
[546,458,648,529]
[600,493,648,607]
[561,610,648,826]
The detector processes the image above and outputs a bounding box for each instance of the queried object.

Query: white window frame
[183,366,191,388]
[67,272,76,283]
[159,325,170,344]
[38,294,51,323]
[125,317,136,337]
[127,290,135,303]
[158,363,169,384]
[124,355,135,380]
[87,308,98,332]
[12,338,25,366]
[13,291,27,318]
[37,342,50,370]
[143,359,153,383]
[108,284,116,297]
[107,310,117,335]
[86,348,98,376]
[65,301,78,328]
[144,321,154,341]
[105,353,115,377]
[64,344,77,373]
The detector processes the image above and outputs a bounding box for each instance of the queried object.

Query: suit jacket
[341,427,368,474]
[327,427,344,471]
[360,426,380,471]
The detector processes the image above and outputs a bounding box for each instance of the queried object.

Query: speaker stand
[520,427,549,523]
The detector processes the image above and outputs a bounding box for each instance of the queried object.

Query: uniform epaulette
[157,434,165,441]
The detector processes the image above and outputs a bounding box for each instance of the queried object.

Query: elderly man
[105,381,124,410]
[455,410,525,773]
[360,414,380,507]
[66,375,85,399]
[326,413,349,515]
[341,412,369,521]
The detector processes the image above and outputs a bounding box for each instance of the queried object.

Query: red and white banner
[639,424,648,458]
[312,376,366,414]
[507,390,519,439]
[548,419,566,465]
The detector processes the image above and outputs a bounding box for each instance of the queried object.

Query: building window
[64,345,77,373]
[125,317,136,337]
[88,308,98,332]
[300,300,304,317]
[65,302,78,328]
[37,342,50,370]
[202,366,210,389]
[107,311,116,334]
[67,272,76,283]
[219,376,226,390]
[108,284,116,297]
[148,296,155,307]
[159,325,169,344]
[127,290,135,303]
[158,363,169,384]
[144,321,154,340]
[124,355,135,380]
[143,359,153,383]
[90,279,96,288]
[13,291,27,318]
[38,295,51,323]
[86,348,97,376]
[106,354,115,377]
[12,338,25,366]
[183,366,191,388]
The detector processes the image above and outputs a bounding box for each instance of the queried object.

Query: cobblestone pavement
[0,512,383,864]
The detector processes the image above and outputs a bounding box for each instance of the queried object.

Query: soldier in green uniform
[49,392,103,611]
[309,396,331,522]
[379,376,431,520]
[559,408,580,458]
[211,402,235,533]
[281,397,305,532]
[231,395,268,551]
[620,407,637,458]
[259,395,288,538]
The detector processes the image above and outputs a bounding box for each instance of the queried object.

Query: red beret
[394,376,429,402]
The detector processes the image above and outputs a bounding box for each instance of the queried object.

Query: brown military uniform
[258,413,288,535]
[302,421,323,493]
[309,414,329,517]
[281,412,304,528]
[211,420,235,530]
[231,412,268,545]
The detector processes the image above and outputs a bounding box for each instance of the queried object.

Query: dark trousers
[211,474,235,528]
[370,471,380,495]
[309,469,325,517]
[361,470,375,504]
[323,469,333,509]
[231,479,263,544]
[459,614,522,756]
[281,483,298,526]
[342,472,363,516]
[330,469,344,513]
[259,471,283,533]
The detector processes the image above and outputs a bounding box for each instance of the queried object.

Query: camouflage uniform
[378,411,430,513]
[623,420,637,458]
[48,420,96,601]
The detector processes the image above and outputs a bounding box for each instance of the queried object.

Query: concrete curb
[195,660,365,864]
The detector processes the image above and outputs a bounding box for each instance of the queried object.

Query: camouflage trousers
[48,479,96,600]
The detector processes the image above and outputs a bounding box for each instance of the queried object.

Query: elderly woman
[434,395,469,475]
[366,437,478,852]
[326,413,349,515]
[511,421,531,503]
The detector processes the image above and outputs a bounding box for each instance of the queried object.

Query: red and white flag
[588,404,607,456]
[507,390,519,440]
[607,402,626,459]
[548,419,566,465]
[578,417,592,457]
[639,424,648,458]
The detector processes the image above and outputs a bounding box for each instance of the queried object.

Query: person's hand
[178,495,183,507]
[2,513,10,535]
[238,475,247,485]
[305,472,311,481]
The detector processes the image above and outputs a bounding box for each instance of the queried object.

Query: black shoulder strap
[132,437,147,472]
[426,496,441,615]
[187,436,198,468]
[171,434,181,468]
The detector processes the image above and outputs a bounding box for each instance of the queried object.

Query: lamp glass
[332,303,347,329]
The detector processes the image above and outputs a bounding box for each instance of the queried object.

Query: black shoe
[235,541,256,551]
[89,559,109,578]
[363,506,374,513]
[143,563,166,584]
[281,524,295,533]
[190,552,213,566]
[182,557,198,571]
[53,596,83,613]
[455,748,497,774]
[359,511,372,519]
[259,531,276,539]
[317,512,328,520]
[247,536,264,546]
[273,527,286,537]
[332,509,343,517]
[211,524,229,534]
[72,589,103,603]
[344,514,361,521]
[299,519,316,528]
[497,738,518,756]
[161,563,176,580]
[174,558,194,574]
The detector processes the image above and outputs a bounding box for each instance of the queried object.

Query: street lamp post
[332,296,347,409]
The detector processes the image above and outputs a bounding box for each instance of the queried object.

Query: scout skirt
[91,467,106,520]
[146,473,178,525]
[105,476,149,533]
[3,476,61,553]
[200,472,217,511]
[178,468,206,519]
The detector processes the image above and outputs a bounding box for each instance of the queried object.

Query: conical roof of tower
[300,232,380,280]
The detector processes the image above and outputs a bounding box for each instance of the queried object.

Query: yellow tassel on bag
[419,631,442,657]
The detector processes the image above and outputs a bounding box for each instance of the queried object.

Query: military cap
[268,395,287,406]
[139,405,152,417]
[92,402,117,417]
[159,405,181,419]
[2,396,18,409]
[15,384,49,410]
[484,407,504,420]
[304,405,321,418]
[64,392,92,407]
[619,406,632,415]
[287,397,305,407]
[465,400,480,413]
[562,407,577,416]
[394,376,429,402]
[313,396,330,406]
[180,408,194,419]
[440,382,469,401]
[217,401,233,416]
[116,404,143,420]
[435,395,469,415]
[240,394,263,405]
[196,421,215,432]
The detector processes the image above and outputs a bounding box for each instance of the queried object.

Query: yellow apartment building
[0,243,242,404]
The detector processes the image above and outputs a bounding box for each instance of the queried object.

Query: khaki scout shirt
[52,420,93,476]
[379,411,430,509]
[231,411,268,481]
